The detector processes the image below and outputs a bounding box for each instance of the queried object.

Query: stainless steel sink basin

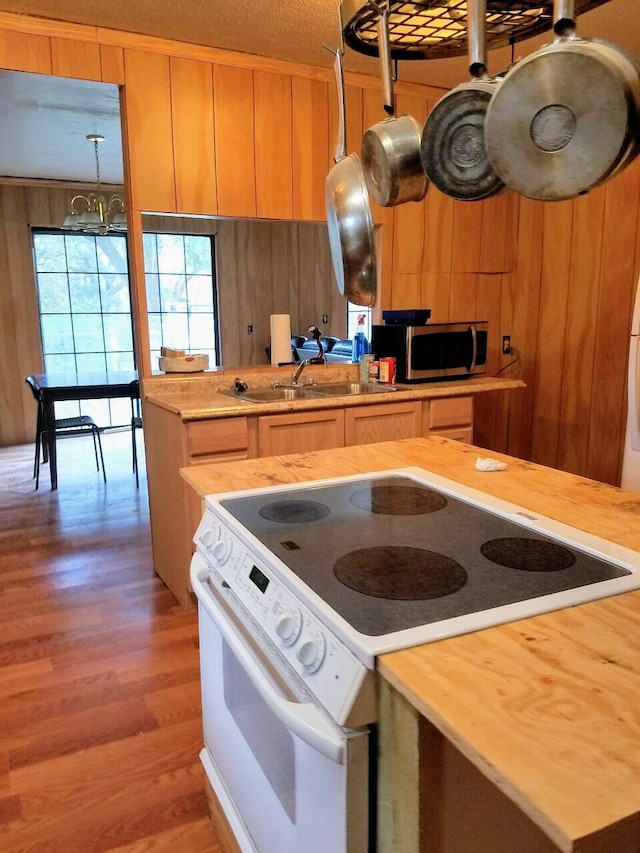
[223,381,408,403]
[223,386,324,403]
[312,381,407,396]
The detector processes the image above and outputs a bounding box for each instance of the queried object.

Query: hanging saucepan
[484,0,640,201]
[325,46,377,307]
[360,3,427,207]
[420,0,504,201]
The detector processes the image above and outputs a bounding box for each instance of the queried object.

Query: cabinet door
[426,397,474,443]
[345,402,422,446]
[258,409,345,457]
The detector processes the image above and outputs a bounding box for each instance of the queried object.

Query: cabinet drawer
[188,417,249,458]
[434,426,473,443]
[428,397,473,429]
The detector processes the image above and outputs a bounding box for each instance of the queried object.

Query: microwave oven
[371,321,488,383]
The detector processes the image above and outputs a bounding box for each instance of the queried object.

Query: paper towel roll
[270,314,292,365]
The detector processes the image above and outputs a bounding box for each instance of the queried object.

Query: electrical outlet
[502,335,511,355]
[322,314,329,324]
[247,324,253,334]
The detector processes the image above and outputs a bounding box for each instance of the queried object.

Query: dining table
[28,370,138,490]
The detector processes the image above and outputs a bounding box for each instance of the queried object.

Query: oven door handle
[191,565,346,765]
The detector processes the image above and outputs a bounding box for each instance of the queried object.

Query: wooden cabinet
[425,397,473,443]
[258,409,345,456]
[144,401,254,607]
[345,401,422,446]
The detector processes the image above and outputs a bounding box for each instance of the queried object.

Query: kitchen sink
[224,381,409,403]
[312,381,407,396]
[223,386,325,403]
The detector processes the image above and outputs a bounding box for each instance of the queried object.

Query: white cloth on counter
[270,313,292,365]
[475,456,508,472]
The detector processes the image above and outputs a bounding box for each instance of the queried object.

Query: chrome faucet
[292,360,309,384]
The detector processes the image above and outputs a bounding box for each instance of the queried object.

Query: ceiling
[0,0,638,184]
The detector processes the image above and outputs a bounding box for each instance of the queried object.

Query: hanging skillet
[420,0,504,201]
[360,2,427,207]
[484,0,640,201]
[325,45,377,307]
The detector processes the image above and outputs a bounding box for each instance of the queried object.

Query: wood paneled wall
[1,11,639,487]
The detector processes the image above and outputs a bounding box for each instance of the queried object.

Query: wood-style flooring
[0,432,222,852]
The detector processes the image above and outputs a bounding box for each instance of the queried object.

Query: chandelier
[61,134,126,235]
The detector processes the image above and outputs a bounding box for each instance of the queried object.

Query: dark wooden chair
[25,376,106,490]
[130,380,143,488]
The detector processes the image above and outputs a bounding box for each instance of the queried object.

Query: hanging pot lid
[420,0,504,201]
[484,0,640,200]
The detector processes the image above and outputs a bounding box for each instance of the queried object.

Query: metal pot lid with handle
[420,0,504,202]
[360,3,427,207]
[325,45,377,307]
[484,0,640,201]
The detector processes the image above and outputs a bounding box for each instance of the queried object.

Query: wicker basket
[158,353,209,373]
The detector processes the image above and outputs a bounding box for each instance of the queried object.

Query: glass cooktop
[219,474,631,636]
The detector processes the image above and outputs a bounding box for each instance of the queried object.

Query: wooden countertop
[181,437,640,852]
[144,368,524,421]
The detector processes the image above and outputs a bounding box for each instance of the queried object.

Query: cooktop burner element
[334,546,467,600]
[349,484,447,515]
[258,500,330,524]
[481,538,577,572]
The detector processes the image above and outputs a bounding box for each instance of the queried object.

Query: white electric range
[190,466,640,853]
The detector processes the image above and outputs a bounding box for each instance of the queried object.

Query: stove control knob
[296,633,326,673]
[275,609,302,646]
[199,527,217,549]
[212,537,232,564]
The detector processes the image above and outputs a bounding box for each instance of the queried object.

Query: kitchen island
[143,366,523,606]
[181,436,640,853]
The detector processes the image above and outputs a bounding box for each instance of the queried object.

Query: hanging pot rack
[340,0,611,60]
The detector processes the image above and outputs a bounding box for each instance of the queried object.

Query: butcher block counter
[181,436,640,853]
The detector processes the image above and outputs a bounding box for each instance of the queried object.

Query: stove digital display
[249,565,270,594]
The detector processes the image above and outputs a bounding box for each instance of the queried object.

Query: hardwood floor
[0,432,222,852]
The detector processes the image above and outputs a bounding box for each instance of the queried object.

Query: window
[33,230,133,426]
[143,233,219,367]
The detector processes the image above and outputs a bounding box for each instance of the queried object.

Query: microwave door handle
[190,565,346,765]
[467,325,478,373]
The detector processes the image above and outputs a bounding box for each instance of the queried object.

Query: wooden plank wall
[1,11,640,487]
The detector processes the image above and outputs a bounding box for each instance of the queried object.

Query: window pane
[56,400,80,419]
[160,274,187,312]
[69,273,101,313]
[103,314,133,352]
[76,352,107,372]
[73,314,104,353]
[143,233,158,273]
[185,235,212,275]
[162,313,189,348]
[106,351,135,372]
[34,234,67,272]
[100,274,132,312]
[38,273,70,312]
[45,353,76,373]
[156,234,185,274]
[189,314,215,349]
[145,274,161,312]
[148,314,163,352]
[187,275,214,311]
[97,236,128,274]
[42,314,74,353]
[65,234,98,272]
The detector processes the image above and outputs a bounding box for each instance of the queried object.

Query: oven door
[191,556,370,853]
